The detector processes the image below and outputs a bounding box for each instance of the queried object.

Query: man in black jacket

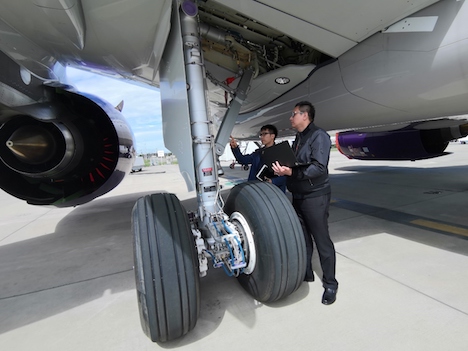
[272,101,338,305]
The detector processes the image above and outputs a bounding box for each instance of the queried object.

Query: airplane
[1,0,468,343]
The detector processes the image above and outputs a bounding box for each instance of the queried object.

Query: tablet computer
[256,164,276,181]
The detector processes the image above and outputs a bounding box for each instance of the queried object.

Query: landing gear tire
[224,182,306,302]
[132,193,199,342]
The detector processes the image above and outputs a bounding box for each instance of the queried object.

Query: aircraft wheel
[224,182,306,302]
[132,193,199,342]
[243,165,249,171]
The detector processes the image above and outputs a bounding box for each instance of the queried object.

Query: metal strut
[178,1,249,278]
[179,4,218,225]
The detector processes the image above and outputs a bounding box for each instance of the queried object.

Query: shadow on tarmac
[0,186,310,344]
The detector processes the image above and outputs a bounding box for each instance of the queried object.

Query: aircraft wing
[1,0,468,201]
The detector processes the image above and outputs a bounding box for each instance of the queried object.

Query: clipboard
[259,141,300,169]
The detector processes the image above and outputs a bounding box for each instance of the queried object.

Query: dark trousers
[293,193,338,289]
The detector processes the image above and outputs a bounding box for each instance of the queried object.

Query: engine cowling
[336,120,468,161]
[0,86,135,207]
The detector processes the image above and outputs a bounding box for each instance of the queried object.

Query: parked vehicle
[131,156,144,172]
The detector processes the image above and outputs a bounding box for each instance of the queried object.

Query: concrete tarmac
[1,142,468,350]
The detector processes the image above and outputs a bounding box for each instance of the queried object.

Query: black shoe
[322,288,337,305]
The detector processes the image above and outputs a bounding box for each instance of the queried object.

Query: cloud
[66,67,167,153]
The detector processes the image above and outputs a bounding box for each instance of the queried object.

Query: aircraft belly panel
[341,34,468,118]
[214,0,440,57]
[234,58,411,138]
[256,0,440,42]
[241,64,316,113]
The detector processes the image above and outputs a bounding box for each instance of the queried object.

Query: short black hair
[295,101,315,122]
[261,124,278,138]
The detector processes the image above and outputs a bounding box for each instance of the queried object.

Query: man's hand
[229,136,238,148]
[272,161,292,176]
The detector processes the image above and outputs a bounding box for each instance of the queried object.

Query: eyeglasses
[290,111,303,118]
[259,132,272,137]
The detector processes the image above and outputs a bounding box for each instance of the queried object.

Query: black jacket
[287,123,331,198]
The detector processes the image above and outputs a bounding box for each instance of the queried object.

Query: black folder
[259,141,301,169]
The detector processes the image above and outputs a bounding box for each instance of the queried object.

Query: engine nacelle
[0,86,135,207]
[336,120,468,161]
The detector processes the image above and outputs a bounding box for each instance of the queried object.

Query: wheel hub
[230,211,256,274]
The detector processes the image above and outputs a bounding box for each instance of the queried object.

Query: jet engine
[0,86,135,207]
[336,120,468,161]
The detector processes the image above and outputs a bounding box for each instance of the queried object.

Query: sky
[66,67,166,154]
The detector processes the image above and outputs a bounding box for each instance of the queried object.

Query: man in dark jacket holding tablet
[272,101,338,305]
